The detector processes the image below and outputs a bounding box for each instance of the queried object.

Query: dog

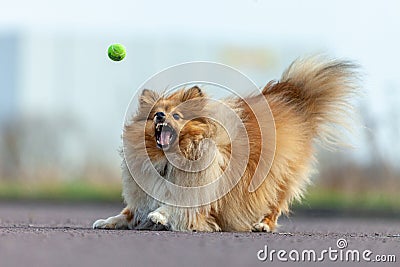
[93,56,358,232]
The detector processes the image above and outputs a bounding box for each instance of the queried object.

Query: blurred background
[0,0,399,214]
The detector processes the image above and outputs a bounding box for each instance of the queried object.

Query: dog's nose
[155,112,166,123]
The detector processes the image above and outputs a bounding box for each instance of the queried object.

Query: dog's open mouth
[155,122,177,150]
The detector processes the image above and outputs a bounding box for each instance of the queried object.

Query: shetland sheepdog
[93,56,358,232]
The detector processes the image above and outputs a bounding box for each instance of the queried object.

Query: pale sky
[1,0,399,74]
[1,0,399,38]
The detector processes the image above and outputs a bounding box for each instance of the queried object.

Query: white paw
[252,222,271,232]
[147,211,168,226]
[92,214,129,229]
[93,219,114,229]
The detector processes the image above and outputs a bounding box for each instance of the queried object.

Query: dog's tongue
[160,130,171,146]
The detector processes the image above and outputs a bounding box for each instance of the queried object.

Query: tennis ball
[107,44,126,61]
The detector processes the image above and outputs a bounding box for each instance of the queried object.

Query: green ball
[107,44,126,61]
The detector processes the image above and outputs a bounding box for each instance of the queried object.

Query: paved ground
[0,202,399,267]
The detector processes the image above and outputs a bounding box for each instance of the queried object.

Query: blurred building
[0,33,19,124]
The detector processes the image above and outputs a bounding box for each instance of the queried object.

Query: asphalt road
[0,202,399,267]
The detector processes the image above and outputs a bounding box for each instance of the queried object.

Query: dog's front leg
[93,207,134,229]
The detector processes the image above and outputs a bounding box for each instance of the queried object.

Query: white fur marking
[252,222,271,232]
[147,211,168,226]
[92,214,129,229]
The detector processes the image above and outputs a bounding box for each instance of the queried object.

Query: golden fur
[93,56,358,232]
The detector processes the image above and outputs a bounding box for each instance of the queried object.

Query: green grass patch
[296,188,400,211]
[0,181,122,202]
[0,182,399,212]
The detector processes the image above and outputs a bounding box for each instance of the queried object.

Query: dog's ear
[139,89,159,107]
[181,86,204,102]
[178,86,207,118]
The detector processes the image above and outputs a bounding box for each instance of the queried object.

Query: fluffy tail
[263,56,360,147]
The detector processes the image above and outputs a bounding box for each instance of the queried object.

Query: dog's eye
[173,113,181,120]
